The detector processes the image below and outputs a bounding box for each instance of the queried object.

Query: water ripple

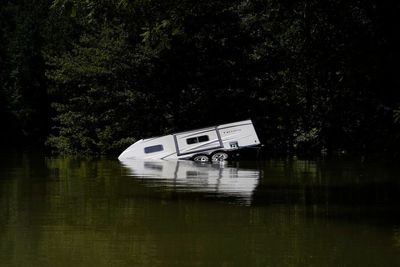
[120,160,260,204]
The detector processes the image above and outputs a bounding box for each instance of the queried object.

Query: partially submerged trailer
[118,119,261,161]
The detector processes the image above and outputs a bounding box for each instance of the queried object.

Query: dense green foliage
[1,0,399,155]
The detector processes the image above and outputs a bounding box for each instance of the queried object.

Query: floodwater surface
[1,154,400,266]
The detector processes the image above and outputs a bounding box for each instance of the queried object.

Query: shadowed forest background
[0,0,399,155]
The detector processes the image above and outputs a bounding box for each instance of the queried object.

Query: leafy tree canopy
[0,0,399,155]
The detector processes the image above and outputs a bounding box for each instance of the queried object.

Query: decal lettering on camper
[222,129,241,134]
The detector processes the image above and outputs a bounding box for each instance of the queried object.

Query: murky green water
[1,154,400,266]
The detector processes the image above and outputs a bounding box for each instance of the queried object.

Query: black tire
[193,154,210,162]
[211,151,229,162]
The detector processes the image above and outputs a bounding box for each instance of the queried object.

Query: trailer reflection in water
[120,160,260,204]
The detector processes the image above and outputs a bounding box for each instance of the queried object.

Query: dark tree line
[1,0,400,155]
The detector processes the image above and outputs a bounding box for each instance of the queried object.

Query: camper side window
[198,135,209,142]
[187,137,198,144]
[144,145,164,154]
[186,135,210,145]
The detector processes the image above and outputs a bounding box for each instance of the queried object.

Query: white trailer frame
[118,119,261,161]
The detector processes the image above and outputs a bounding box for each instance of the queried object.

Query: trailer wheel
[193,154,210,162]
[211,151,229,162]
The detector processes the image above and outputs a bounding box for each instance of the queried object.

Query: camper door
[174,128,223,156]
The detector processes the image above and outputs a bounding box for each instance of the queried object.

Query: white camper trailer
[118,119,261,161]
